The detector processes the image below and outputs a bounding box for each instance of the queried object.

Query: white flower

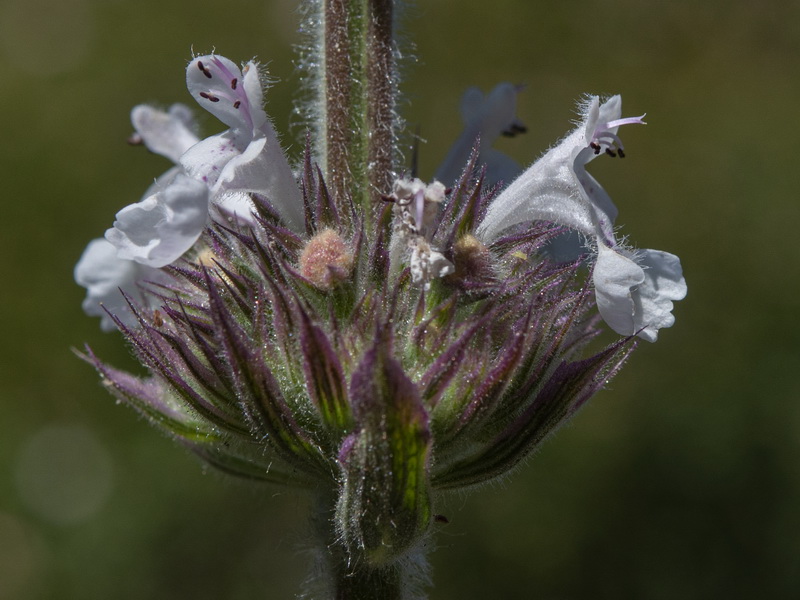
[74,239,163,332]
[409,239,454,289]
[105,174,210,268]
[105,54,306,269]
[389,178,454,289]
[180,54,304,232]
[475,95,686,342]
[435,83,526,188]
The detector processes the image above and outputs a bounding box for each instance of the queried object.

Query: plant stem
[309,490,424,600]
[365,0,395,201]
[331,557,404,600]
[321,0,395,224]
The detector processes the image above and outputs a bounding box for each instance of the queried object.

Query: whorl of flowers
[75,43,685,596]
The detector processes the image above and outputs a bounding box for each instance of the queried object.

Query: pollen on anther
[230,78,238,90]
[200,92,220,103]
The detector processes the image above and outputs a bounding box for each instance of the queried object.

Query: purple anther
[197,61,212,78]
[233,100,241,109]
[230,78,238,90]
[199,92,220,102]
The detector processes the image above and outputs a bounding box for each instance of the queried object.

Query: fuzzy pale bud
[299,229,354,290]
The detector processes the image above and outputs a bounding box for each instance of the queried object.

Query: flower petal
[436,83,524,187]
[633,249,687,342]
[183,54,304,233]
[593,243,645,338]
[476,124,592,243]
[186,55,266,132]
[74,239,152,331]
[131,104,199,163]
[594,244,687,342]
[477,96,634,245]
[214,192,256,223]
[572,146,619,244]
[179,130,242,188]
[214,134,304,231]
[105,174,209,268]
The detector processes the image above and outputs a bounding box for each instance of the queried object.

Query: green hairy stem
[309,491,427,600]
[320,0,396,224]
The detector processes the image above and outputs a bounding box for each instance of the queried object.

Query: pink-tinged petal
[131,104,199,163]
[593,243,645,338]
[187,55,265,132]
[106,175,209,268]
[214,133,304,232]
[183,54,304,233]
[179,130,241,188]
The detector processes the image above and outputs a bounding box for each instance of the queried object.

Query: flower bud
[336,332,433,566]
[298,229,354,290]
[448,233,492,282]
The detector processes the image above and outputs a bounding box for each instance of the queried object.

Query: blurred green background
[1,0,799,598]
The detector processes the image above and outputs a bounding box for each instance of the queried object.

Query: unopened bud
[336,333,433,566]
[299,229,354,290]
[449,234,492,281]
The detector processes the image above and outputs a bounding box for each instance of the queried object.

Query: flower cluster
[75,51,685,591]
